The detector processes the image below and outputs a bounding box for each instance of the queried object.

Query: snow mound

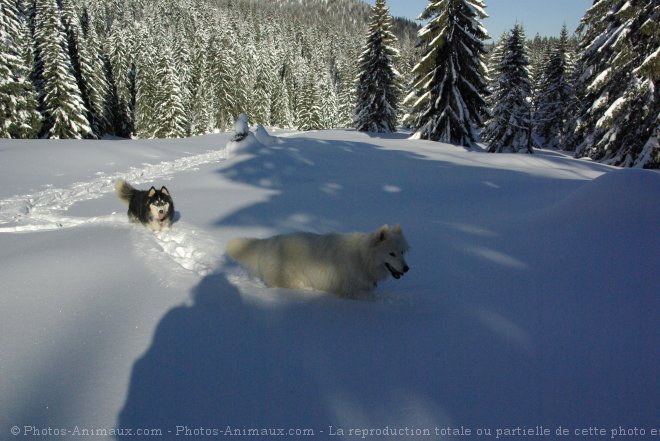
[225,131,263,156]
[254,124,278,146]
[537,168,660,230]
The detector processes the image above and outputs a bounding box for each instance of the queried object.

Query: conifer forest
[1,0,658,168]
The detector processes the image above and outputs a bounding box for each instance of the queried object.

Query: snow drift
[0,130,657,440]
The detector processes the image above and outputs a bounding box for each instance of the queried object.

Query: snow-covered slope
[1,130,657,439]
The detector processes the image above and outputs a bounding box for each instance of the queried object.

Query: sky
[365,0,593,41]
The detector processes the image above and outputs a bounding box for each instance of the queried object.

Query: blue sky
[365,0,593,41]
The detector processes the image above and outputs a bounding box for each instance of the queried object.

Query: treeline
[1,0,658,168]
[0,0,418,139]
[401,0,658,168]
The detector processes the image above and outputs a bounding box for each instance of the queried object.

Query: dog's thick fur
[115,179,174,231]
[226,224,409,297]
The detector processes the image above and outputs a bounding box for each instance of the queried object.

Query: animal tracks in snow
[0,147,227,276]
[153,227,223,277]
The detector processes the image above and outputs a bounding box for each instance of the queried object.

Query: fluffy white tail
[115,179,134,206]
[226,237,255,262]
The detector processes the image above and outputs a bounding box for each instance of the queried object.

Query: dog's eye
[389,252,396,257]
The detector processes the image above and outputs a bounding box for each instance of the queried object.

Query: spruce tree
[270,61,295,128]
[570,0,659,168]
[134,37,158,138]
[353,0,401,133]
[485,31,509,115]
[188,28,215,136]
[107,26,134,137]
[33,0,92,139]
[0,0,41,138]
[404,0,490,147]
[296,67,322,131]
[483,24,533,153]
[534,25,574,148]
[153,45,188,138]
[207,33,235,131]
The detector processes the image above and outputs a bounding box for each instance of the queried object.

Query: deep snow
[0,129,658,440]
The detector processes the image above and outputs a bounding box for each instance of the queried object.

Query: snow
[1,129,658,439]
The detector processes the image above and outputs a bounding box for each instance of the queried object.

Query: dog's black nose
[403,265,409,273]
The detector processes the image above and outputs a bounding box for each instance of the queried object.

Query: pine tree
[153,45,188,138]
[83,20,112,136]
[570,0,659,168]
[404,0,490,147]
[485,31,509,113]
[187,27,215,135]
[296,67,322,131]
[134,34,158,138]
[60,0,109,138]
[270,59,295,128]
[0,0,41,138]
[207,32,235,131]
[336,37,359,128]
[33,0,91,139]
[319,69,340,129]
[252,63,274,125]
[483,24,533,153]
[534,25,574,148]
[353,0,401,133]
[106,26,134,137]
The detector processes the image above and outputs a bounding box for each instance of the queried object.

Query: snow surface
[1,129,658,440]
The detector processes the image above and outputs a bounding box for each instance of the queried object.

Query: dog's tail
[225,237,257,263]
[115,179,135,206]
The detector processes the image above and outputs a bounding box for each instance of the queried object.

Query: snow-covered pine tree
[353,0,401,133]
[483,24,533,153]
[134,31,158,138]
[33,0,92,139]
[270,60,295,128]
[153,44,188,138]
[187,28,215,136]
[60,0,110,138]
[404,0,490,147]
[82,19,112,136]
[319,67,340,129]
[296,67,323,131]
[570,0,659,168]
[106,26,135,137]
[207,31,235,132]
[485,31,509,115]
[534,25,574,148]
[0,0,42,138]
[252,60,274,126]
[336,36,359,128]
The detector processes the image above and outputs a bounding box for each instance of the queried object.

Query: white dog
[226,224,409,298]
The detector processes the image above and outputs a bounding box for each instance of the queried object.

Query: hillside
[1,129,658,439]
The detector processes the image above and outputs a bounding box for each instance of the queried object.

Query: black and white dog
[115,179,174,231]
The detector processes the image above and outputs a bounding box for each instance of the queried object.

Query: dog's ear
[148,187,157,197]
[160,186,170,196]
[392,224,402,234]
[375,224,390,243]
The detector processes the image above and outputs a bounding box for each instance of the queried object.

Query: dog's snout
[403,265,409,273]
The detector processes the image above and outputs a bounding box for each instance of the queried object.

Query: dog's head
[147,186,172,221]
[372,224,410,279]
